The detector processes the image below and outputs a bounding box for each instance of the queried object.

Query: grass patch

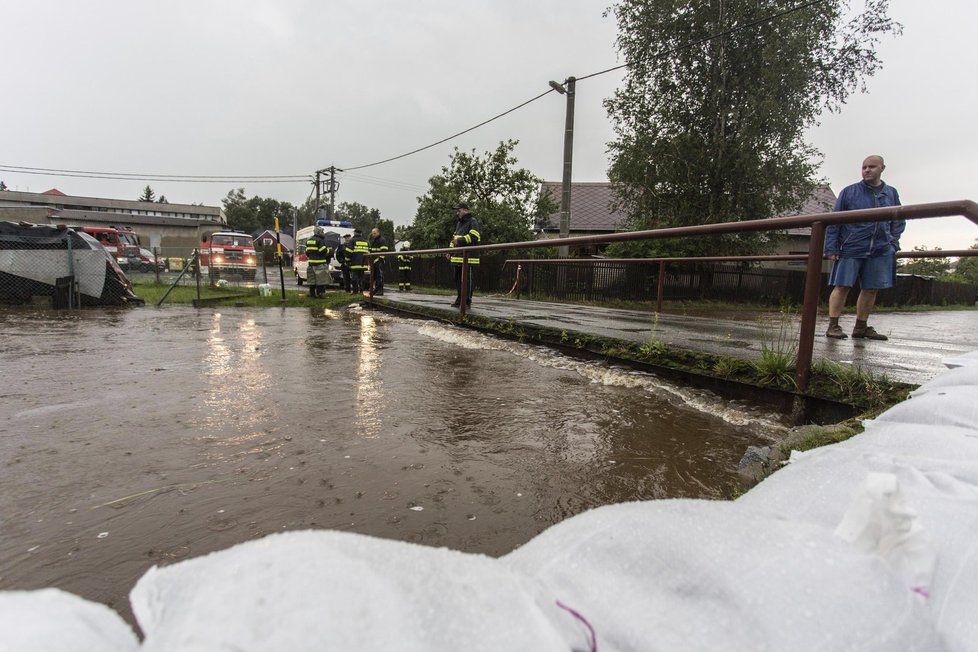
[132,282,361,309]
[809,359,912,411]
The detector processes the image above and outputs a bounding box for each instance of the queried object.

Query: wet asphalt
[369,291,978,386]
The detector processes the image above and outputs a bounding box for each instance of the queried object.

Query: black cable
[1,1,825,185]
[341,89,556,171]
[0,167,310,184]
[576,0,824,82]
[338,0,825,172]
[0,164,309,182]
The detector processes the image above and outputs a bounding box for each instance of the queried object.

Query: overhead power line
[336,0,825,172]
[575,0,824,82]
[0,164,310,184]
[1,1,824,187]
[341,89,557,172]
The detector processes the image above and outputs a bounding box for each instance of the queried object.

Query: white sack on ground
[0,588,138,652]
[870,385,978,430]
[740,422,978,650]
[909,364,978,394]
[942,351,978,369]
[502,500,942,652]
[130,529,567,652]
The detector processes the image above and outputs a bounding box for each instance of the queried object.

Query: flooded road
[0,304,787,624]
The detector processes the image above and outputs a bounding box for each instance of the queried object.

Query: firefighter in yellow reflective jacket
[368,227,389,296]
[449,202,481,307]
[305,226,331,298]
[348,228,370,294]
[396,245,412,292]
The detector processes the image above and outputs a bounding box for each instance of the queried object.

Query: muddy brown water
[0,304,788,626]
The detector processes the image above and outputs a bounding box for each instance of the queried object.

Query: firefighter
[397,245,412,292]
[348,228,370,293]
[305,225,330,298]
[368,227,389,296]
[336,233,353,292]
[449,202,481,307]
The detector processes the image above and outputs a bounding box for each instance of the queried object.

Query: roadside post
[275,215,286,303]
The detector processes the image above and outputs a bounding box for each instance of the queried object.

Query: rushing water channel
[0,304,788,623]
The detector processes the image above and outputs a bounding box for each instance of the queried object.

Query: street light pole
[550,76,576,258]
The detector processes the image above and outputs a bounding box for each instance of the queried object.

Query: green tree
[157,195,168,204]
[221,188,295,233]
[604,0,901,257]
[897,245,951,278]
[408,140,557,252]
[335,201,382,234]
[954,240,978,286]
[0,180,8,191]
[295,195,319,229]
[394,224,411,243]
[138,185,157,202]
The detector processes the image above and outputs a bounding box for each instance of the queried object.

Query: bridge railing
[368,199,978,391]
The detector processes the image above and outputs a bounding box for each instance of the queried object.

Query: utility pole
[314,170,322,225]
[328,166,341,220]
[549,76,576,258]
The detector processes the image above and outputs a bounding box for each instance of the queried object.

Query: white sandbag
[503,500,942,652]
[910,364,978,396]
[943,351,978,369]
[0,588,138,652]
[131,529,566,652]
[740,429,978,650]
[868,385,978,430]
[833,472,936,599]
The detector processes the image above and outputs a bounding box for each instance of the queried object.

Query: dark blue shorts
[828,253,895,289]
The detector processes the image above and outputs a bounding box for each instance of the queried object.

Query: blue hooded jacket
[824,181,904,258]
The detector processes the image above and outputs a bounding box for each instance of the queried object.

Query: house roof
[253,230,295,251]
[538,181,627,232]
[538,182,836,234]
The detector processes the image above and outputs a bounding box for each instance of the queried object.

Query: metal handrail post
[194,248,202,302]
[459,252,469,318]
[795,221,826,392]
[656,261,665,313]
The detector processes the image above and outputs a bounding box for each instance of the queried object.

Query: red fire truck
[77,226,141,268]
[199,231,258,282]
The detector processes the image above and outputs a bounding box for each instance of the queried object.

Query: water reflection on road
[0,304,787,623]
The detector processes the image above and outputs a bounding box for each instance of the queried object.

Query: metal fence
[408,255,975,307]
[0,228,140,308]
[0,233,281,308]
[143,248,272,289]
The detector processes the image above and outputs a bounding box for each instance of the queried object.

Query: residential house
[536,180,836,268]
[253,229,296,265]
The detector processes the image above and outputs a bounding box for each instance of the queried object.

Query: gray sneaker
[825,324,848,339]
[852,326,888,340]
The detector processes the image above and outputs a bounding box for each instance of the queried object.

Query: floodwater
[0,304,788,625]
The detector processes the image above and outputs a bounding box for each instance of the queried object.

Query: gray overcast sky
[2,0,976,251]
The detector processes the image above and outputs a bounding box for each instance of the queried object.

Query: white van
[293,220,356,285]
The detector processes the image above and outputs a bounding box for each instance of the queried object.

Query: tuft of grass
[810,358,912,410]
[752,348,795,388]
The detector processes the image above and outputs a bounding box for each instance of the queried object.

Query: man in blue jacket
[824,155,905,340]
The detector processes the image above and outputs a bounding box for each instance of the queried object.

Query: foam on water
[417,322,786,431]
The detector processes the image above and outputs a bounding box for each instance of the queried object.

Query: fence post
[795,221,826,392]
[153,247,161,284]
[194,248,202,303]
[459,252,469,318]
[656,261,665,313]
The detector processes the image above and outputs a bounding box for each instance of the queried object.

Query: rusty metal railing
[367,199,978,391]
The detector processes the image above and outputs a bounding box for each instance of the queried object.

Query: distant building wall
[0,189,226,257]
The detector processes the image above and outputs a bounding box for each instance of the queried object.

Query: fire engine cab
[76,226,141,268]
[200,231,258,282]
